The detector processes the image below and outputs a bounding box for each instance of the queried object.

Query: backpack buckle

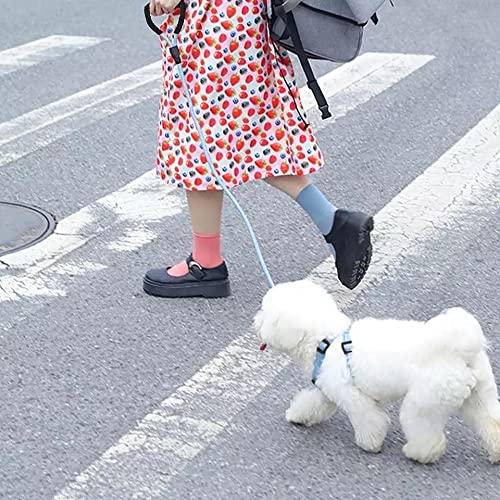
[319,104,332,120]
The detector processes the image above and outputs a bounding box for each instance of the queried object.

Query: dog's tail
[424,307,485,363]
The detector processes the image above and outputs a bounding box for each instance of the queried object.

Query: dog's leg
[400,390,450,464]
[286,386,337,426]
[340,387,390,453]
[460,351,500,463]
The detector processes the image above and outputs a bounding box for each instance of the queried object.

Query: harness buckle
[341,340,353,355]
[316,339,331,355]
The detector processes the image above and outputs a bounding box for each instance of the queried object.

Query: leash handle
[143,3,163,35]
[143,2,187,36]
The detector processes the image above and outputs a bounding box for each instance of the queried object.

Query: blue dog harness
[312,327,353,385]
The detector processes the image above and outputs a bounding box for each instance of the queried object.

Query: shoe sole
[143,277,231,298]
[336,214,374,290]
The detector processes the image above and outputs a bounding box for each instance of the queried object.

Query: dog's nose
[259,343,267,351]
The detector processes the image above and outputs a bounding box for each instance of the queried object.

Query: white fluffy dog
[254,279,500,464]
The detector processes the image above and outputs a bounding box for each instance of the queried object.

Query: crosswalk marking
[0,60,161,168]
[53,102,500,500]
[0,53,432,170]
[299,52,432,112]
[0,169,183,303]
[314,53,433,133]
[0,53,432,304]
[0,35,107,77]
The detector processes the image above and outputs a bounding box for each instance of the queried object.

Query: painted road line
[0,60,162,167]
[0,53,432,169]
[0,170,184,303]
[300,52,433,113]
[0,53,431,288]
[53,104,500,499]
[313,53,433,132]
[0,35,108,77]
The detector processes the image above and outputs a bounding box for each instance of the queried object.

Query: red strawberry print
[156,0,323,190]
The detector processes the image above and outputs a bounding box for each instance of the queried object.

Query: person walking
[144,0,374,298]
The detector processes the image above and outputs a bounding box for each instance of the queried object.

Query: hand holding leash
[149,0,180,16]
[144,1,186,36]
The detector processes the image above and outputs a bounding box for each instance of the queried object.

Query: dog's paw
[285,407,305,425]
[286,407,313,426]
[355,433,385,454]
[403,434,446,464]
[356,439,383,454]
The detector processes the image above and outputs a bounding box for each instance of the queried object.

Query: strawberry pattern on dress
[156,0,324,190]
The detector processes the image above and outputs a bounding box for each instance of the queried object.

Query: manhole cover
[0,202,56,257]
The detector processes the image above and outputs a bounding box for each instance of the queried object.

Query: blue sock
[296,183,337,236]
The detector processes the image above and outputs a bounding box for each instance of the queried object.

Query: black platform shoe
[143,255,231,298]
[325,209,374,290]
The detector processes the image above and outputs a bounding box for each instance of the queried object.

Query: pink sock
[167,232,223,277]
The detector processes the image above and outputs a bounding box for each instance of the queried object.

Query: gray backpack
[269,0,392,119]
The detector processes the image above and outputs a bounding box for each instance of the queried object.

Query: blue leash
[145,5,274,289]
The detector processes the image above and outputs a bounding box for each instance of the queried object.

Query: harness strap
[341,330,353,371]
[311,338,332,384]
[312,328,353,385]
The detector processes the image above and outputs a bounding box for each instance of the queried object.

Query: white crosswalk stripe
[0,53,431,170]
[0,35,107,77]
[0,52,433,305]
[0,61,161,168]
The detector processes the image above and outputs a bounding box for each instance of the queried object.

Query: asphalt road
[1,1,499,499]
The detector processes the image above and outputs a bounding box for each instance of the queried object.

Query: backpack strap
[281,0,303,12]
[284,11,332,120]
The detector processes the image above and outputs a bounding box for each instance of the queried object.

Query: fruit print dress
[156,0,324,191]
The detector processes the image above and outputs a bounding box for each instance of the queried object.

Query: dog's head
[253,280,348,365]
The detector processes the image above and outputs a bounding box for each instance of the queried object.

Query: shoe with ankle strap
[143,255,231,298]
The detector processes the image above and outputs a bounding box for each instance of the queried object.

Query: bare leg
[264,174,312,200]
[286,386,337,427]
[187,189,224,234]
